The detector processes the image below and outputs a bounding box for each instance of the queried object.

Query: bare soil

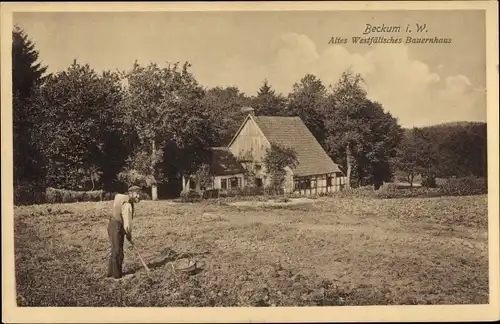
[14,195,489,306]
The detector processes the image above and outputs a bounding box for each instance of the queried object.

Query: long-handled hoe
[129,240,154,281]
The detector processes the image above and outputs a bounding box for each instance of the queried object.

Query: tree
[193,163,212,192]
[262,143,298,195]
[324,70,403,189]
[117,146,163,189]
[286,74,328,145]
[324,70,368,189]
[118,61,213,199]
[358,100,403,188]
[201,86,251,146]
[31,61,124,190]
[12,25,48,99]
[393,128,435,187]
[12,25,49,187]
[421,122,487,178]
[251,79,287,116]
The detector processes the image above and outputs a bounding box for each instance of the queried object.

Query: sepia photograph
[1,1,499,323]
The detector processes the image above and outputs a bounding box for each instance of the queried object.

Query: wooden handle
[130,242,153,278]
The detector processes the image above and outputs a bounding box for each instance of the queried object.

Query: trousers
[107,219,125,278]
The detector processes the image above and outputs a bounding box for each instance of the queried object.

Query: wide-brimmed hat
[128,186,142,193]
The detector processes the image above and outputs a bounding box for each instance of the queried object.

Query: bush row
[45,187,111,203]
[14,185,48,206]
[15,176,486,206]
[180,187,266,203]
[440,176,487,196]
[14,186,152,205]
[326,176,487,200]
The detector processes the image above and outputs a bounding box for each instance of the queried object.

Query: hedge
[14,186,151,206]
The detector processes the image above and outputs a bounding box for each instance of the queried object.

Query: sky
[14,10,486,128]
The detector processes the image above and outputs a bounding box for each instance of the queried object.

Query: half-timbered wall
[292,172,346,195]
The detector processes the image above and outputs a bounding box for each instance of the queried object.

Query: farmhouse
[183,108,346,195]
[232,108,347,194]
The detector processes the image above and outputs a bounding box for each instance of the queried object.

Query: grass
[14,194,488,306]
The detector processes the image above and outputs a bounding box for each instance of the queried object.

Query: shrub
[139,191,151,201]
[180,190,202,203]
[375,186,442,199]
[226,188,243,197]
[241,186,264,196]
[440,176,487,196]
[201,187,264,200]
[329,185,377,199]
[202,189,220,199]
[14,185,47,206]
[374,183,400,199]
[102,191,117,201]
[421,175,437,188]
[44,187,118,204]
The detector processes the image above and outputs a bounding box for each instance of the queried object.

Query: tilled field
[14,195,489,306]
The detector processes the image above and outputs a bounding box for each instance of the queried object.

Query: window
[255,164,262,171]
[294,178,311,191]
[305,179,311,189]
[255,178,263,187]
[230,177,239,188]
[221,178,228,189]
[310,178,317,189]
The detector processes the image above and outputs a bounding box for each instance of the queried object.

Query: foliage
[421,122,487,178]
[12,25,49,187]
[286,74,328,144]
[439,176,487,196]
[118,61,213,197]
[262,143,298,193]
[393,122,487,189]
[12,25,49,99]
[118,147,164,188]
[324,70,403,189]
[251,79,287,116]
[356,100,403,188]
[11,28,486,206]
[374,186,442,199]
[421,175,437,188]
[14,185,48,206]
[392,128,436,187]
[236,150,259,187]
[193,164,212,191]
[30,61,125,191]
[201,86,251,146]
[180,189,202,203]
[45,187,107,203]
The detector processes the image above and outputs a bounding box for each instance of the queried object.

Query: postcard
[1,1,499,323]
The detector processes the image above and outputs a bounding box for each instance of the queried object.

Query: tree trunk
[346,144,352,190]
[151,140,158,201]
[182,175,187,192]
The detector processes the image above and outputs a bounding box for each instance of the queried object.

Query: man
[106,185,142,279]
